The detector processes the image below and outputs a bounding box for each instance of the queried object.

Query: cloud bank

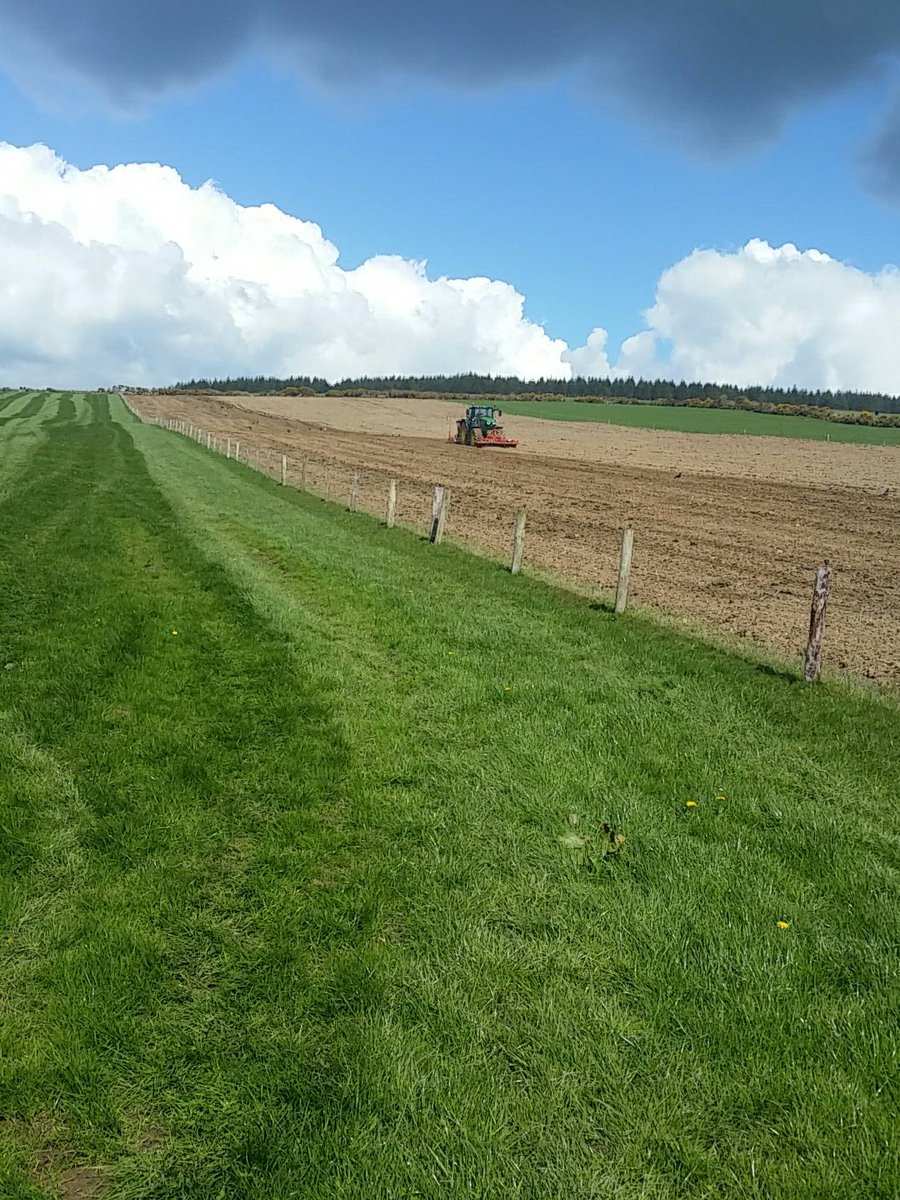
[612,240,900,394]
[2,143,900,395]
[0,143,569,386]
[3,1,900,189]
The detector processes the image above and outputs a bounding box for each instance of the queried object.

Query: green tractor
[451,405,518,448]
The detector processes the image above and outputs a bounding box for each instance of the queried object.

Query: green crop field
[1,393,898,1198]
[474,397,900,445]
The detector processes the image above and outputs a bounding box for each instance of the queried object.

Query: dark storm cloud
[861,100,900,205]
[3,1,900,177]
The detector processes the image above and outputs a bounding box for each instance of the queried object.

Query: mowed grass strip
[0,395,353,1197]
[482,397,900,444]
[0,393,898,1198]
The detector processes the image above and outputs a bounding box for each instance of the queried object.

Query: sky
[0,1,899,391]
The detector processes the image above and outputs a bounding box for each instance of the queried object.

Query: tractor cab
[468,405,500,425]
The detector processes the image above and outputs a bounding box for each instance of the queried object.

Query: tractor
[451,405,518,448]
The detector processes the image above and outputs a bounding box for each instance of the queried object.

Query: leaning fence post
[511,509,527,574]
[614,527,634,614]
[281,455,287,486]
[386,479,397,528]
[803,561,832,683]
[430,485,450,544]
[350,470,359,511]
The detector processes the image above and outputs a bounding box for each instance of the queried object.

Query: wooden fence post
[350,470,359,511]
[430,485,450,544]
[614,527,634,614]
[324,466,331,498]
[803,561,832,683]
[226,438,231,459]
[234,441,240,462]
[206,432,211,449]
[510,509,527,574]
[281,455,287,486]
[386,479,397,528]
[300,460,307,490]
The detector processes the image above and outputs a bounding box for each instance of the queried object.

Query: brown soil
[225,393,900,494]
[58,1166,107,1199]
[135,393,900,688]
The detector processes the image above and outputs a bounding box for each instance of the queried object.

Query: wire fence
[124,403,847,684]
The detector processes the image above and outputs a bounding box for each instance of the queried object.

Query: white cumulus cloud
[618,239,900,393]
[1,144,900,396]
[0,142,570,387]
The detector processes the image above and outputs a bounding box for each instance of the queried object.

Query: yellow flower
[504,686,512,691]
[715,794,727,801]
[776,921,790,930]
[171,630,179,636]
[686,800,697,807]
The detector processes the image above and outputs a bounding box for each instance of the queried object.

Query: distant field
[487,398,900,444]
[0,393,898,1197]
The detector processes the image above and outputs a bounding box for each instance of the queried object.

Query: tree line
[175,373,900,414]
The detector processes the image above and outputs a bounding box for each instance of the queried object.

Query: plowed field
[136,393,900,687]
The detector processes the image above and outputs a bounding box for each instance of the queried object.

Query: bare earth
[137,393,900,688]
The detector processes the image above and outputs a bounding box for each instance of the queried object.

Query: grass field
[482,397,900,445]
[1,393,898,1198]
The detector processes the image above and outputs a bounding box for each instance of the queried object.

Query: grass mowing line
[0,393,63,501]
[0,390,30,415]
[127,402,900,1198]
[0,392,59,428]
[0,394,371,1198]
[455,396,900,445]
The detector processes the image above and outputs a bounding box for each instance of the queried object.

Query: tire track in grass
[0,393,378,1198]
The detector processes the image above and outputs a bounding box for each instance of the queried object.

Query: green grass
[0,393,898,1198]
[475,397,900,444]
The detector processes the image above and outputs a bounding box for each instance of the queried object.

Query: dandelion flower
[776,921,790,930]
[686,801,697,808]
[715,794,727,801]
[171,630,179,636]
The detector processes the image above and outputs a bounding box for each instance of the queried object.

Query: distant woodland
[172,373,900,420]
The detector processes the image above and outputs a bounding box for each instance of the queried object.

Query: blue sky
[1,1,900,389]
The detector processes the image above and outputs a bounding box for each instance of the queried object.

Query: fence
[124,401,839,684]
